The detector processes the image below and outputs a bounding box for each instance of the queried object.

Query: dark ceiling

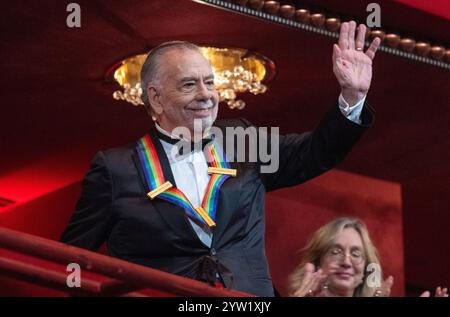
[1,0,449,293]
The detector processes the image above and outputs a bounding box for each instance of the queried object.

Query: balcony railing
[0,226,253,297]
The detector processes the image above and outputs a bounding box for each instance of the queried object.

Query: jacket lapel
[132,124,244,247]
[132,128,205,246]
[208,125,243,245]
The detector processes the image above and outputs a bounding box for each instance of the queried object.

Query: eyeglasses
[325,246,365,265]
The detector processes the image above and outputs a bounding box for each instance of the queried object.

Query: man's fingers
[332,44,342,65]
[339,22,349,50]
[366,37,381,60]
[420,291,431,297]
[355,24,366,50]
[333,44,342,59]
[348,21,356,50]
[333,47,346,73]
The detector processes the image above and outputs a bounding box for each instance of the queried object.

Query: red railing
[0,227,253,297]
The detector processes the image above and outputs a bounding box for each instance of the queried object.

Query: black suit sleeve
[259,102,374,192]
[60,151,113,250]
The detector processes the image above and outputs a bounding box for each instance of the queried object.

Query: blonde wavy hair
[288,217,382,297]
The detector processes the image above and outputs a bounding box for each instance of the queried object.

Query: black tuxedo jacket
[61,103,374,296]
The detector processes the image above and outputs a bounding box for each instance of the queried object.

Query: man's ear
[148,86,163,115]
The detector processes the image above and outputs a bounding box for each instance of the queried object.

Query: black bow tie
[155,129,213,155]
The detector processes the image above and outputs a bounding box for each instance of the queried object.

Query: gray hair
[140,41,202,109]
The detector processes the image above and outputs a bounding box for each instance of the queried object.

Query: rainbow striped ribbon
[136,134,236,227]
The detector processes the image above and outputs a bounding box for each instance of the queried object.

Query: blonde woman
[289,217,393,297]
[289,217,448,297]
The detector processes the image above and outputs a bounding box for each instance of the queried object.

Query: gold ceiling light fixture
[111,46,275,110]
[112,54,146,106]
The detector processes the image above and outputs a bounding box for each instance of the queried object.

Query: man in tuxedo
[61,21,380,296]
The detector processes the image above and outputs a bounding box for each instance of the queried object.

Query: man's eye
[205,81,215,87]
[183,82,195,88]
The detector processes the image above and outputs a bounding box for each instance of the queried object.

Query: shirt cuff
[338,93,366,125]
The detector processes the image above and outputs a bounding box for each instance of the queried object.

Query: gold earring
[151,115,157,122]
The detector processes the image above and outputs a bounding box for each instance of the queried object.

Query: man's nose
[196,82,213,101]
